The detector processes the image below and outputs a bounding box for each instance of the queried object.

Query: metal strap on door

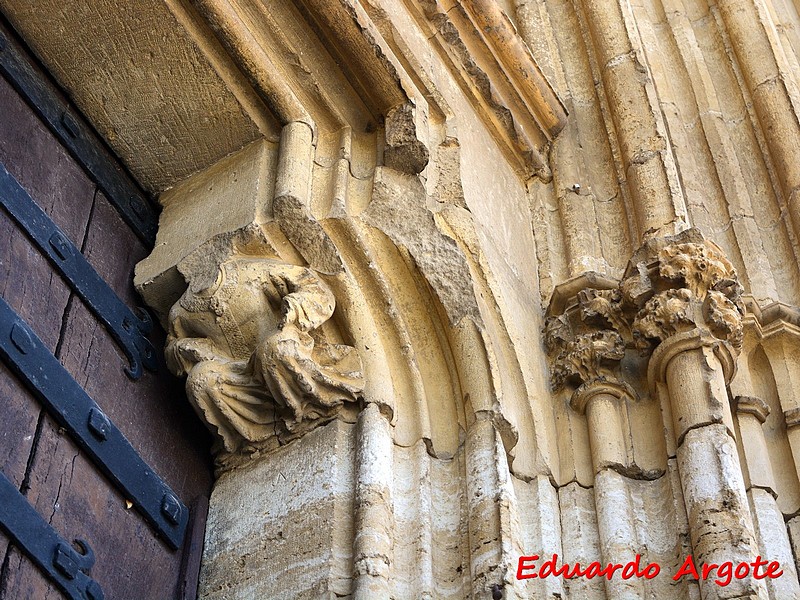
[0,19,190,600]
[0,298,189,550]
[0,162,156,380]
[0,471,104,600]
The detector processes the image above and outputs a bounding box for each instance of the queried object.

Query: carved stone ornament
[577,287,630,338]
[166,255,365,453]
[623,235,745,354]
[544,276,628,393]
[548,330,625,391]
[658,242,739,298]
[734,395,770,424]
[546,231,746,396]
[631,288,693,350]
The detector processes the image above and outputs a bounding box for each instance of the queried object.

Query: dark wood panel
[57,298,213,500]
[3,415,199,600]
[1,192,213,599]
[0,75,95,251]
[0,360,39,586]
[0,361,38,487]
[0,74,95,346]
[57,192,213,499]
[0,70,96,583]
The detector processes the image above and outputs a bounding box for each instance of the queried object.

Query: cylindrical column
[734,396,800,600]
[784,410,800,492]
[714,0,800,240]
[575,0,687,240]
[466,417,516,598]
[652,335,766,599]
[352,403,394,600]
[624,232,769,599]
[584,390,631,471]
[546,276,650,598]
[574,383,646,600]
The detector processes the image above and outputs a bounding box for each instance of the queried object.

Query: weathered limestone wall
[201,420,356,599]
[5,0,800,597]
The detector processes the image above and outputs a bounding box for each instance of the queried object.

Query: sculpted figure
[166,255,364,453]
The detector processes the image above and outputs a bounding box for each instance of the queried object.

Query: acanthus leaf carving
[631,288,694,353]
[546,280,628,392]
[622,232,745,354]
[544,314,572,355]
[658,241,738,300]
[548,231,748,400]
[704,290,744,350]
[166,255,365,456]
[550,330,626,391]
[577,287,630,339]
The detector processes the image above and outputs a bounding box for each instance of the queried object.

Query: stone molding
[646,328,737,393]
[570,377,636,415]
[784,408,800,429]
[411,0,566,177]
[735,395,771,424]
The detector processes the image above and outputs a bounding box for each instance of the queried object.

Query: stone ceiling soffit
[0,0,280,192]
[409,0,567,178]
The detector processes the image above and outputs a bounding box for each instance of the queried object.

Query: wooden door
[0,19,213,600]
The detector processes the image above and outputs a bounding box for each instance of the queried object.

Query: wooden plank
[0,74,95,252]
[65,193,213,496]
[3,416,197,599]
[2,192,212,599]
[0,360,38,586]
[0,70,95,587]
[0,38,212,598]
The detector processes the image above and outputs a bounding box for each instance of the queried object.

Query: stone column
[622,229,766,599]
[352,403,394,600]
[759,307,800,490]
[465,416,516,598]
[712,0,800,241]
[575,0,687,239]
[756,304,800,587]
[734,396,800,600]
[574,380,648,600]
[546,277,646,600]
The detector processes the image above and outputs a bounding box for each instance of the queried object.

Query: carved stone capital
[631,288,693,349]
[621,229,744,355]
[166,251,365,457]
[544,273,627,396]
[547,330,626,391]
[658,241,740,299]
[577,287,630,339]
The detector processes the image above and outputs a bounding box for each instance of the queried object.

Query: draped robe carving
[166,256,365,453]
